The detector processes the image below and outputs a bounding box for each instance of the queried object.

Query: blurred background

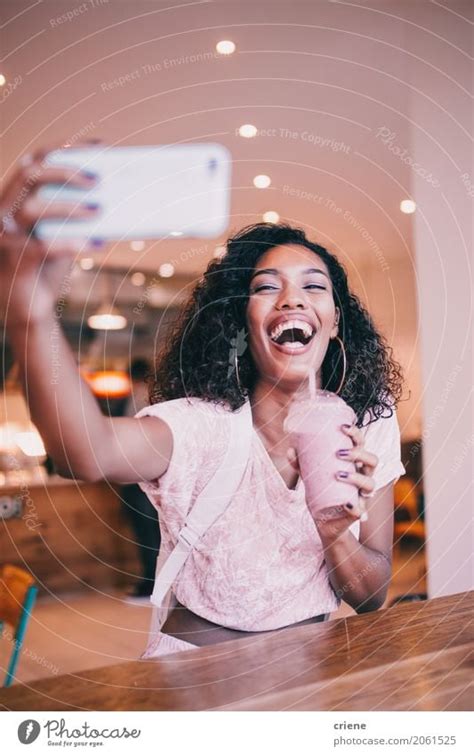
[0,0,471,684]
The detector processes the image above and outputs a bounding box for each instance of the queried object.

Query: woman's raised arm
[1,145,172,484]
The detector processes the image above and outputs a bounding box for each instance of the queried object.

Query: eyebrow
[250,267,330,280]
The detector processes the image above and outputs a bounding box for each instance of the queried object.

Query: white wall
[408,2,473,596]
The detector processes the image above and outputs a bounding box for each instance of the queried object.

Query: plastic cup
[284,389,359,515]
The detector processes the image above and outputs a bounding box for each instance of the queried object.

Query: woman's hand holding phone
[0,141,102,326]
[0,140,174,486]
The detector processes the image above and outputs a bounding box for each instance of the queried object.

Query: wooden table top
[1,591,472,711]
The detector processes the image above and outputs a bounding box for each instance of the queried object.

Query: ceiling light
[400,199,416,214]
[79,257,94,270]
[262,210,280,223]
[238,124,257,138]
[159,263,175,278]
[0,74,6,86]
[131,272,146,286]
[130,240,145,251]
[216,40,236,55]
[88,304,127,330]
[253,174,271,189]
[148,286,167,308]
[86,371,131,398]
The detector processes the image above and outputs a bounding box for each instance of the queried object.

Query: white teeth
[269,319,315,342]
[279,340,306,350]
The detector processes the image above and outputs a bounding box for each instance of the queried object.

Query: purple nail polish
[345,503,353,509]
[337,471,349,479]
[338,449,350,457]
[81,170,98,180]
[91,238,105,247]
[85,202,100,210]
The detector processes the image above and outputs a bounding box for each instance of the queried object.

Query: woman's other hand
[287,426,379,543]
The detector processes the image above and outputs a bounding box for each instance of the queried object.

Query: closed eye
[251,283,328,293]
[252,284,279,293]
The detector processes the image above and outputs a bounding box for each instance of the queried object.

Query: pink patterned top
[136,398,405,632]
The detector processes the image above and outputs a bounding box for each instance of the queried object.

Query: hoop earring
[332,335,347,395]
[234,352,246,397]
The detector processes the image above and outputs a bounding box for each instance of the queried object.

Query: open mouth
[267,319,316,352]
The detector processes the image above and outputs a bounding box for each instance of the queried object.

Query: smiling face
[246,244,340,392]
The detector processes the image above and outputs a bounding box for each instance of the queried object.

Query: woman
[0,145,404,657]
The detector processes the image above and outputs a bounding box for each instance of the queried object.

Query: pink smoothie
[283,389,359,515]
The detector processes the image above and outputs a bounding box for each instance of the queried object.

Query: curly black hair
[149,223,403,426]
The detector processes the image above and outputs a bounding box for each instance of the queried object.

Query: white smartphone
[34,144,231,241]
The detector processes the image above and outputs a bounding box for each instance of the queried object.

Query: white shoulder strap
[149,400,253,613]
